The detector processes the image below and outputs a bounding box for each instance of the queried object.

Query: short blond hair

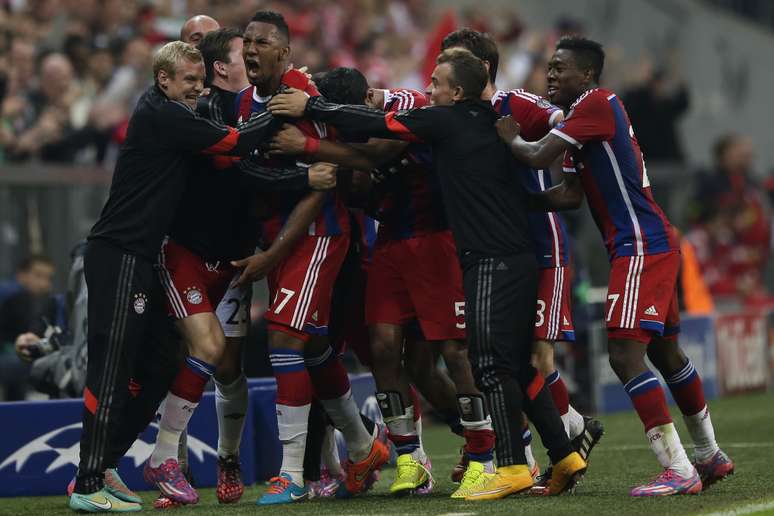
[153,41,202,81]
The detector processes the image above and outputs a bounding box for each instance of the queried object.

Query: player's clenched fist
[495,116,521,144]
[308,162,337,190]
[268,123,306,156]
[268,87,310,117]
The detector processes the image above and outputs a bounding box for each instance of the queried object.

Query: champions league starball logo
[0,423,217,475]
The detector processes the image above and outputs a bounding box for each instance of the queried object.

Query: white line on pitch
[431,441,773,459]
[702,499,774,516]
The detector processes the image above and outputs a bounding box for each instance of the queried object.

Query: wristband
[304,137,320,155]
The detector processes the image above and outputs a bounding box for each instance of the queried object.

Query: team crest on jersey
[185,287,203,305]
[133,293,147,314]
[537,98,552,109]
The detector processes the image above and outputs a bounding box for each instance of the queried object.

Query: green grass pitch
[3,391,773,515]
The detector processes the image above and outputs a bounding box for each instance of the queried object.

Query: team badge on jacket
[133,293,148,314]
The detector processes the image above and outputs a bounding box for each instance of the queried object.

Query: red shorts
[605,251,681,344]
[365,231,465,341]
[157,238,235,319]
[264,234,349,340]
[535,266,575,342]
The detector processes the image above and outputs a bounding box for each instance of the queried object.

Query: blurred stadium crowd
[0,0,772,400]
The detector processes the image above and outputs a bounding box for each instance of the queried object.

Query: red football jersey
[374,88,448,241]
[552,88,679,259]
[235,69,350,243]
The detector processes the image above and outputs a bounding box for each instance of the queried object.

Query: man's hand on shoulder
[495,116,521,144]
[308,162,337,190]
[268,88,310,118]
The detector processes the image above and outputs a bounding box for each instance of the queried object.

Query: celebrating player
[441,28,604,491]
[145,27,335,508]
[233,11,388,504]
[497,35,733,496]
[269,48,586,500]
[68,40,297,513]
[269,67,494,498]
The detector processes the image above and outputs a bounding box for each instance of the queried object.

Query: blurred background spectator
[622,54,690,165]
[0,254,57,400]
[686,133,772,308]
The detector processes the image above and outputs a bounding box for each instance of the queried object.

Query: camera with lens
[27,324,63,359]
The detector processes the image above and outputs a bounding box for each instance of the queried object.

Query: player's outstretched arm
[237,154,335,191]
[269,89,430,142]
[529,172,584,212]
[230,185,330,287]
[267,123,380,171]
[160,101,281,157]
[495,115,569,169]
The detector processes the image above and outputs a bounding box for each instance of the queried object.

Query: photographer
[12,243,88,399]
[0,254,57,401]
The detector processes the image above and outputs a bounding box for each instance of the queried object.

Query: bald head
[40,53,74,101]
[180,15,220,45]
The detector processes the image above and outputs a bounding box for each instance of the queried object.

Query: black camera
[27,324,63,359]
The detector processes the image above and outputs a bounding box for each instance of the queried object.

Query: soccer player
[145,29,335,508]
[440,28,604,490]
[269,48,586,500]
[235,11,388,504]
[69,40,295,513]
[270,67,493,498]
[497,35,734,496]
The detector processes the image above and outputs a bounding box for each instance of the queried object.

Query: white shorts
[215,278,252,338]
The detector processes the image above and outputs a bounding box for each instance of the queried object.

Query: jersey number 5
[455,301,466,329]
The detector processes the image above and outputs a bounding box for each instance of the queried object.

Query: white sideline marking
[432,441,774,460]
[362,513,476,516]
[702,500,774,516]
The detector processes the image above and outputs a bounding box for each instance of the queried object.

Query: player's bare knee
[404,340,438,379]
[371,341,402,371]
[215,336,243,383]
[440,341,472,384]
[405,355,428,386]
[607,339,646,381]
[368,325,402,366]
[268,329,305,352]
[179,314,226,364]
[215,351,240,384]
[646,337,686,375]
[531,339,556,376]
[197,331,225,364]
